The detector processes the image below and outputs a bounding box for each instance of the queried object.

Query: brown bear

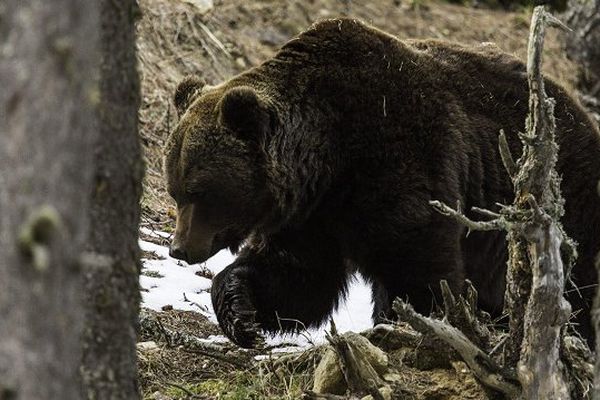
[164,18,600,348]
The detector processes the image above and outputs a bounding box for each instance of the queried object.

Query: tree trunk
[0,1,99,399]
[80,1,143,399]
[564,0,600,124]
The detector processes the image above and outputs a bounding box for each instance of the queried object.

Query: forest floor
[138,230,496,400]
[135,0,578,398]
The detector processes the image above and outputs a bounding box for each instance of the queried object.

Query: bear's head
[164,75,275,264]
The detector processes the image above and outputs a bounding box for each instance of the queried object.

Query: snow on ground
[140,229,374,347]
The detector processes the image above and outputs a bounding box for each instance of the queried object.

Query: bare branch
[429,200,506,233]
[392,298,520,397]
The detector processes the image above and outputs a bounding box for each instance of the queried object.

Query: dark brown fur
[164,19,600,348]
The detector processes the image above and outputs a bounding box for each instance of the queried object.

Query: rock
[312,348,345,395]
[181,0,213,15]
[344,332,389,374]
[137,341,160,353]
[235,57,247,69]
[360,385,393,400]
[312,332,392,395]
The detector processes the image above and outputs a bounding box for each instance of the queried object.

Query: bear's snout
[169,203,222,264]
[168,243,188,261]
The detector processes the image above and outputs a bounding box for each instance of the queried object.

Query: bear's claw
[212,267,265,348]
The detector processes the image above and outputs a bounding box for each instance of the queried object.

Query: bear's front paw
[211,267,264,348]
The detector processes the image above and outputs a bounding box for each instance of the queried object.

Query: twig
[428,10,577,397]
[198,21,231,58]
[139,311,250,369]
[182,347,249,369]
[429,200,507,233]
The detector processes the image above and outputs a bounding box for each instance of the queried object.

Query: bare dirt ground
[135,1,578,398]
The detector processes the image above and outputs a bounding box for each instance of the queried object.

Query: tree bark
[512,8,572,398]
[80,1,143,399]
[0,1,99,399]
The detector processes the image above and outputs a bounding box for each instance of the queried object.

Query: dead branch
[428,200,508,233]
[439,280,492,349]
[392,298,520,397]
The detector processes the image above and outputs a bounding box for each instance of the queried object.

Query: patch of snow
[140,227,172,240]
[181,0,213,15]
[140,231,374,347]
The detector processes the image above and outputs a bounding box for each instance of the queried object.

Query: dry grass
[138,309,234,397]
[138,308,495,399]
[138,309,321,399]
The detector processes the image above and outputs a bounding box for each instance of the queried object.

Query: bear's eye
[183,182,208,202]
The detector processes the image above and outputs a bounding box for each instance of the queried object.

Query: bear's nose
[169,244,188,262]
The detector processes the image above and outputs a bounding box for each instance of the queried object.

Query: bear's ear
[174,75,205,116]
[217,86,271,142]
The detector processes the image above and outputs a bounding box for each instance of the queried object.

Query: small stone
[235,57,247,69]
[137,341,159,353]
[361,386,393,400]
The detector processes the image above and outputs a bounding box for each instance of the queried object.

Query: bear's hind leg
[371,280,394,324]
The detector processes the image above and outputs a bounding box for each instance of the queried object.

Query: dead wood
[325,321,387,400]
[440,280,492,350]
[428,6,577,399]
[392,298,520,397]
